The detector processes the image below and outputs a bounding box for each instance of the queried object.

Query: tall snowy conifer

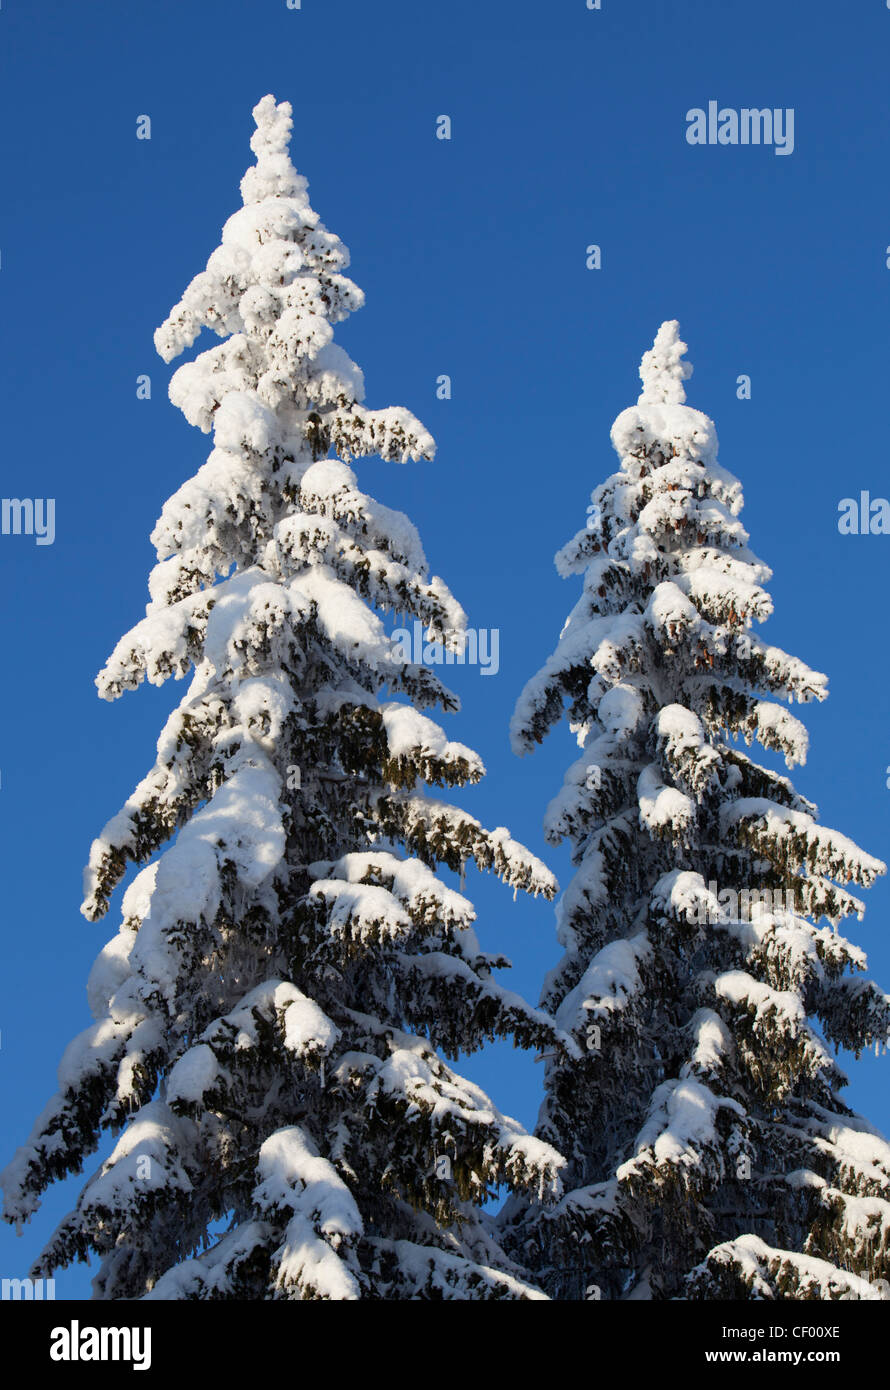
[2,96,567,1300]
[507,322,890,1301]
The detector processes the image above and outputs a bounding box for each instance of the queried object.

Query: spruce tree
[1,95,566,1301]
[507,321,890,1301]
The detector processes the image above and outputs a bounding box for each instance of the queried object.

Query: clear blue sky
[1,0,889,1296]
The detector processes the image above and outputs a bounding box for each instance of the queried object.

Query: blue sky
[1,0,889,1295]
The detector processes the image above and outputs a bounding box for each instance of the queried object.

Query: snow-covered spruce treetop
[506,321,890,1301]
[1,96,570,1301]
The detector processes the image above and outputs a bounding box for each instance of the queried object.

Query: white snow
[692,1233,882,1300]
[254,1126,362,1300]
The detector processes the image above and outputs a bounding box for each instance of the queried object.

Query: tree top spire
[240,93,306,207]
[637,319,693,406]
